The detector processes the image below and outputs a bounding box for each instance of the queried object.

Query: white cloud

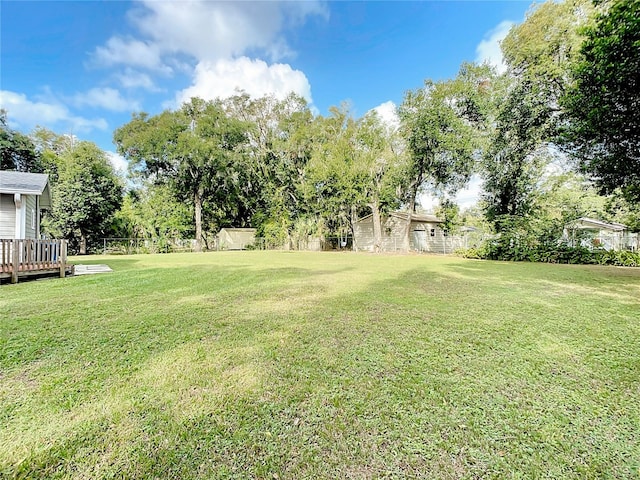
[0,90,108,133]
[371,101,400,131]
[132,1,327,61]
[105,151,128,173]
[454,175,483,209]
[92,37,171,74]
[91,1,327,72]
[475,20,514,74]
[418,175,484,212]
[114,68,162,91]
[73,87,138,112]
[173,57,312,107]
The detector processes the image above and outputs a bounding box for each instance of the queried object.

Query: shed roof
[0,171,51,207]
[217,228,257,234]
[566,217,626,232]
[356,211,443,224]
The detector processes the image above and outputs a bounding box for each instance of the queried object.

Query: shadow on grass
[3,258,639,478]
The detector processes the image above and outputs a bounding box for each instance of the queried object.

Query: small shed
[216,228,256,250]
[354,211,449,253]
[564,217,635,251]
[0,171,51,239]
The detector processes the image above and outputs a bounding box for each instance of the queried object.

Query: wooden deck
[1,239,70,284]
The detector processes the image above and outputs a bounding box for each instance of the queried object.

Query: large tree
[222,92,315,243]
[306,106,406,252]
[47,141,123,254]
[0,111,42,172]
[398,63,492,250]
[482,78,554,229]
[114,98,250,251]
[398,63,493,213]
[561,0,640,202]
[482,0,592,233]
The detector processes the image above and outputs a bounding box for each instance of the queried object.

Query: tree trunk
[350,205,358,252]
[370,200,382,253]
[80,231,87,255]
[402,186,418,253]
[194,186,203,252]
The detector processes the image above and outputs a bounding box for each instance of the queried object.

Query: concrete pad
[74,264,113,275]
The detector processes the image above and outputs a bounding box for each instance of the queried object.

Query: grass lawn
[1,251,639,479]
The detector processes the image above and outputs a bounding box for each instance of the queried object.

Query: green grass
[1,251,639,479]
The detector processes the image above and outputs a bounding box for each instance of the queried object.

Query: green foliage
[114,98,251,250]
[561,0,640,202]
[45,141,123,254]
[458,241,640,267]
[434,198,461,234]
[605,193,640,233]
[399,63,493,209]
[502,0,591,93]
[0,111,42,172]
[113,185,194,240]
[482,78,554,228]
[483,1,594,236]
[223,93,316,241]
[305,105,406,244]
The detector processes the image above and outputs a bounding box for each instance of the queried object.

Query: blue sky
[1,0,532,203]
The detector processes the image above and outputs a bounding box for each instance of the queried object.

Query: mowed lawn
[1,252,639,479]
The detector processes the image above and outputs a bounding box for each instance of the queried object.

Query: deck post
[60,240,67,278]
[11,239,20,284]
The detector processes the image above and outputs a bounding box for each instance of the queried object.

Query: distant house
[0,171,51,239]
[564,217,637,251]
[216,228,257,250]
[354,211,457,253]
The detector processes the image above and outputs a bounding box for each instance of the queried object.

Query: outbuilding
[354,211,453,253]
[216,228,257,250]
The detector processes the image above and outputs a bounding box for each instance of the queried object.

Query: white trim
[13,193,24,239]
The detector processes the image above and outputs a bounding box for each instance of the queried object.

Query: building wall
[354,216,456,253]
[24,194,37,239]
[0,193,16,238]
[218,229,256,250]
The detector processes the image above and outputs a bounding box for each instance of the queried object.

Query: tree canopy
[46,141,123,254]
[3,0,640,257]
[561,0,640,201]
[0,111,42,172]
[114,98,250,251]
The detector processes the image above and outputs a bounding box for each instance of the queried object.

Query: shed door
[412,230,427,252]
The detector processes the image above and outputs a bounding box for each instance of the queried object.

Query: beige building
[216,228,257,250]
[353,211,459,253]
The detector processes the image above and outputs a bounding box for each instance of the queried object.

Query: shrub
[455,243,640,267]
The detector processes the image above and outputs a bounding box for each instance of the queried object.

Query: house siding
[0,193,16,238]
[25,194,37,239]
[217,228,256,250]
[354,215,456,253]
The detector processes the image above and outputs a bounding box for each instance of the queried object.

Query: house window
[31,209,36,229]
[430,229,435,237]
[443,229,448,237]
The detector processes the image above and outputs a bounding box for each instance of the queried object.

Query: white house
[0,171,51,239]
[564,217,637,251]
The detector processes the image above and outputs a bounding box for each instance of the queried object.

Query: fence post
[11,239,20,284]
[60,240,67,278]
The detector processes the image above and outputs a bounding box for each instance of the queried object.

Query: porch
[1,239,72,284]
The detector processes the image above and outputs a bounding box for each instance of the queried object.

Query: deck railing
[0,239,68,284]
